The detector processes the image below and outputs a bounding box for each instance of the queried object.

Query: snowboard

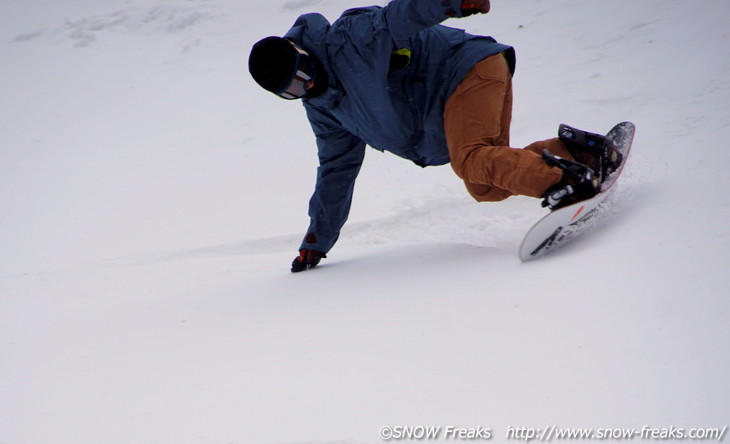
[518,121,636,262]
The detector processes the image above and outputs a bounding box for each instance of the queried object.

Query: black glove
[291,249,326,273]
[461,0,490,16]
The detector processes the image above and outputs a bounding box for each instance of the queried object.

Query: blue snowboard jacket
[285,0,515,253]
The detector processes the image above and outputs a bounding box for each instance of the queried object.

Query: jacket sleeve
[300,105,366,254]
[382,0,466,47]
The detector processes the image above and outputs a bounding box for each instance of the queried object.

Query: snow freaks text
[378,424,728,441]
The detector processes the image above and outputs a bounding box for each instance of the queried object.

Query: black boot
[558,124,623,182]
[541,150,601,210]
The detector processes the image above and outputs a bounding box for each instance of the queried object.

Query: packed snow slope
[1,1,729,443]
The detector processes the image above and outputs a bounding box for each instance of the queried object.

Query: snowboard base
[518,122,635,262]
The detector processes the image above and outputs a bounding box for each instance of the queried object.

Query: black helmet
[248,36,316,100]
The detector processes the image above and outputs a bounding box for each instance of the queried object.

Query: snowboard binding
[558,124,623,183]
[541,150,601,210]
[521,122,635,262]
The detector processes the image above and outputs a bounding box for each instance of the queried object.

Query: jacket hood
[284,14,338,91]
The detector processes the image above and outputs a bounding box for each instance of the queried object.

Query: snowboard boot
[558,124,623,183]
[541,150,601,210]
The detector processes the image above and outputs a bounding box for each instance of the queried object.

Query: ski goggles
[276,41,316,100]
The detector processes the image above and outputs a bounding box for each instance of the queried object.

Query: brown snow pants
[444,53,573,201]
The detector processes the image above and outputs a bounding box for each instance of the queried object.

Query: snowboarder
[248,0,618,272]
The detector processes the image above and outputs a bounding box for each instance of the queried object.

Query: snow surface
[1,1,729,443]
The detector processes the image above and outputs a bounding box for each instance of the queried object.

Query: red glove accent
[461,0,490,15]
[291,249,326,273]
